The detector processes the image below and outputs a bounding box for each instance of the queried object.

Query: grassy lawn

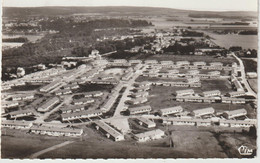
[1,129,70,158]
[147,84,256,118]
[242,59,257,73]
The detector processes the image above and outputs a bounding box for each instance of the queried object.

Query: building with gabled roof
[202,90,221,97]
[37,97,60,113]
[134,129,164,142]
[61,109,102,121]
[159,106,183,116]
[135,117,156,128]
[223,109,247,119]
[30,125,83,137]
[2,120,33,129]
[191,107,215,117]
[176,89,194,96]
[128,105,152,115]
[95,121,124,141]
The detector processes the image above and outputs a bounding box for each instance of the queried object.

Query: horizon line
[2,5,258,12]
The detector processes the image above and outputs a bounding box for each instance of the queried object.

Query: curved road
[231,52,257,98]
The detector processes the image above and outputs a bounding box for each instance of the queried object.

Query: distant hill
[3,6,257,19]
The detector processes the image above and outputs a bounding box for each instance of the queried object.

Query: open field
[1,129,71,158]
[242,59,257,73]
[146,85,256,118]
[2,123,255,158]
[203,31,258,50]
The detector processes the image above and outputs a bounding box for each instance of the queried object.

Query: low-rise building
[134,129,164,142]
[159,106,183,116]
[60,105,85,114]
[1,120,33,129]
[128,105,152,115]
[37,97,60,113]
[2,101,19,108]
[30,126,83,137]
[202,90,221,97]
[136,117,156,128]
[227,91,245,98]
[176,61,190,66]
[7,109,35,119]
[176,89,194,96]
[219,119,256,128]
[55,89,72,96]
[39,80,61,92]
[61,109,102,121]
[221,97,246,104]
[73,98,95,105]
[191,107,215,117]
[193,61,206,66]
[11,94,34,101]
[95,121,124,141]
[223,109,247,119]
[83,91,104,97]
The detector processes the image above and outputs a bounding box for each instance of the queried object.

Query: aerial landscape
[1,0,258,159]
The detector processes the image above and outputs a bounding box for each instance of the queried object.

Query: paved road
[113,65,147,118]
[29,141,74,158]
[231,53,257,97]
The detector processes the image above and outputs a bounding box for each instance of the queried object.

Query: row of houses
[10,93,34,101]
[151,81,201,88]
[175,89,221,97]
[72,98,95,105]
[176,95,246,104]
[163,117,256,128]
[61,109,102,122]
[7,109,35,119]
[30,125,83,137]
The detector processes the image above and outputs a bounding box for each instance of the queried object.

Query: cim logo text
[238,145,253,156]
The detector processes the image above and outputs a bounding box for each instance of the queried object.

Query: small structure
[134,129,164,142]
[61,109,102,122]
[37,97,60,113]
[159,106,183,116]
[128,105,152,115]
[202,90,221,97]
[30,126,83,137]
[176,89,194,96]
[191,107,215,117]
[95,121,124,141]
[223,109,247,119]
[7,109,35,119]
[135,117,156,128]
[1,120,33,129]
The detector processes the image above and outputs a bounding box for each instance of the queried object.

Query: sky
[2,0,258,11]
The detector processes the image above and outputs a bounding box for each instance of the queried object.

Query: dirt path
[29,140,74,158]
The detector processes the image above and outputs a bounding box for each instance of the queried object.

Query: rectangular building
[223,109,247,119]
[95,121,124,141]
[61,109,102,121]
[176,89,194,96]
[134,129,164,142]
[2,120,33,129]
[136,117,156,128]
[202,90,221,97]
[191,107,215,117]
[128,105,152,115]
[30,126,83,137]
[159,106,183,116]
[37,97,60,112]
